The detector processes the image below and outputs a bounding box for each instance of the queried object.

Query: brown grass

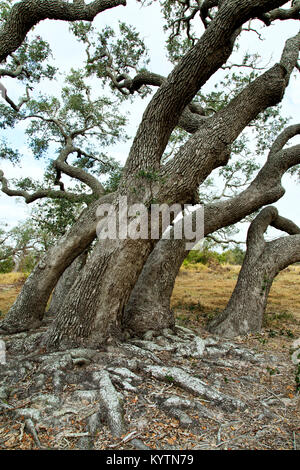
[0,266,299,345]
[0,272,28,316]
[171,263,300,345]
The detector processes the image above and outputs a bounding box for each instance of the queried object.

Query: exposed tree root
[0,325,299,450]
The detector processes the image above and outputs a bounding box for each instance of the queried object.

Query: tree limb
[0,82,32,112]
[0,169,90,203]
[0,0,126,62]
[271,214,300,235]
[160,31,300,203]
[269,123,300,156]
[123,0,288,176]
[259,1,300,26]
[53,143,106,197]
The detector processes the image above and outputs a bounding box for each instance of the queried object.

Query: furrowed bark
[0,197,108,333]
[208,207,300,337]
[46,249,88,319]
[44,229,155,349]
[39,1,296,348]
[160,32,300,203]
[124,139,300,334]
[123,24,300,333]
[123,0,288,175]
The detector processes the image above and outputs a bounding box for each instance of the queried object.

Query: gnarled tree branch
[0,169,91,203]
[0,0,126,62]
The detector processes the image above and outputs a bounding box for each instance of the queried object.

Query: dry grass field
[0,273,28,315]
[0,265,300,347]
[0,267,299,450]
[171,263,300,350]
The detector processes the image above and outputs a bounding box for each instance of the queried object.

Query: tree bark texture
[124,130,300,334]
[4,1,299,346]
[46,250,88,319]
[0,0,126,62]
[0,198,103,332]
[208,206,300,337]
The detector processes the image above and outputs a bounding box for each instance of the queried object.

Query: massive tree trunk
[45,250,88,320]
[124,127,300,334]
[123,239,181,334]
[0,197,106,333]
[209,207,300,337]
[4,1,298,347]
[45,28,299,348]
[44,235,155,349]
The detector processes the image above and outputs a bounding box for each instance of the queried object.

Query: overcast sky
[0,0,299,243]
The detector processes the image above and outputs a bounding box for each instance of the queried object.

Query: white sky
[0,0,299,243]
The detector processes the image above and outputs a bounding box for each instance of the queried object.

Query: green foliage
[0,255,14,273]
[183,246,245,266]
[0,139,20,163]
[266,366,280,376]
[103,163,123,193]
[0,104,19,129]
[0,0,57,85]
[0,0,12,23]
[0,224,14,272]
[0,0,297,267]
[10,36,57,83]
[70,20,150,98]
[0,219,52,273]
[161,53,289,217]
[31,197,87,242]
[261,275,270,295]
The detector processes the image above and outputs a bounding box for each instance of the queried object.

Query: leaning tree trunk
[123,132,300,335]
[0,198,104,333]
[123,239,184,334]
[45,250,88,320]
[32,28,300,345]
[209,206,300,338]
[44,235,155,349]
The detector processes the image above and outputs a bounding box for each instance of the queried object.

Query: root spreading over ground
[0,323,299,450]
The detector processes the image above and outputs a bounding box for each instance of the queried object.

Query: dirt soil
[0,322,299,451]
[0,267,299,451]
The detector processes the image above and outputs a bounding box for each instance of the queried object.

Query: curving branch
[269,123,300,155]
[123,125,300,335]
[0,82,32,111]
[53,142,106,197]
[122,0,288,177]
[206,234,245,245]
[259,1,300,25]
[209,205,300,337]
[159,31,300,204]
[200,0,220,28]
[0,137,107,203]
[0,0,126,63]
[110,69,208,134]
[0,169,90,203]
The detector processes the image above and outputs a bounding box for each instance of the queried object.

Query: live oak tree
[0,32,126,331]
[124,122,300,333]
[0,219,51,272]
[0,0,299,347]
[208,206,300,337]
